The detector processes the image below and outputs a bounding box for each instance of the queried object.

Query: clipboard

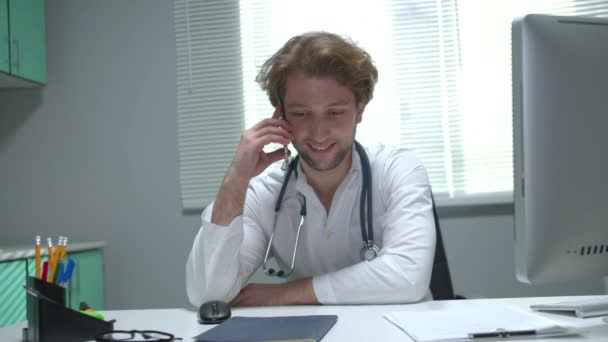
[383,303,576,341]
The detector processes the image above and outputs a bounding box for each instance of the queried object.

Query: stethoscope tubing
[264,140,377,277]
[355,141,374,245]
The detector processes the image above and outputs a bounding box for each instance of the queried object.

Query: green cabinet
[67,250,105,311]
[0,0,8,74]
[0,0,46,85]
[0,260,27,327]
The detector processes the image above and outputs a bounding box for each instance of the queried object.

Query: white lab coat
[186,143,436,306]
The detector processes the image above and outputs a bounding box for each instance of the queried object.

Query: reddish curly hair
[256,32,378,110]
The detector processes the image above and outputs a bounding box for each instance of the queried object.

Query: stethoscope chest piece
[360,243,380,261]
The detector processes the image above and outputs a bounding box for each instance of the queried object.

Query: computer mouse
[198,300,231,324]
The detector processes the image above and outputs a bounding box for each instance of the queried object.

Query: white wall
[0,0,198,309]
[0,0,603,310]
[439,209,603,298]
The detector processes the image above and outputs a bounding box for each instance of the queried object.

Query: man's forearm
[230,278,320,307]
[211,169,250,226]
[282,278,319,305]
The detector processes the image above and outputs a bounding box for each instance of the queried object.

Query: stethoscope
[262,140,379,278]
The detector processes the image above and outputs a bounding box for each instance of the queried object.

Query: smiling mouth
[308,142,335,152]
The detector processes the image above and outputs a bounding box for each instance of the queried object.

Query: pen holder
[26,276,114,342]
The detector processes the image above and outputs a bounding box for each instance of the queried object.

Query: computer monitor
[512,14,608,285]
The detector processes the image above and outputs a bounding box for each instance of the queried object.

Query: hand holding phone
[278,108,291,171]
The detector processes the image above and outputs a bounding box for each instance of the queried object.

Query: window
[174,0,608,210]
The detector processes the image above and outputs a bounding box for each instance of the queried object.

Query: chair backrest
[429,195,457,300]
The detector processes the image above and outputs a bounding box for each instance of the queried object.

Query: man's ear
[356,105,365,124]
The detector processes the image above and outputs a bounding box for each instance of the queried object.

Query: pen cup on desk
[25,276,114,342]
[27,276,66,306]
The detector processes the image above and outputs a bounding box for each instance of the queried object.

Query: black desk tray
[26,276,114,342]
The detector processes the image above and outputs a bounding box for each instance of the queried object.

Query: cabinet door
[68,250,105,310]
[8,0,46,83]
[0,260,27,327]
[0,0,8,73]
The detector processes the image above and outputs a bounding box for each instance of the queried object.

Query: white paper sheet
[383,302,571,342]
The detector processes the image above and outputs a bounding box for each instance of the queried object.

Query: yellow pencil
[48,237,58,283]
[51,237,64,283]
[60,236,68,261]
[46,237,53,263]
[57,237,63,262]
[35,236,41,279]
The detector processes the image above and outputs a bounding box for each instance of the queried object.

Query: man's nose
[308,115,330,139]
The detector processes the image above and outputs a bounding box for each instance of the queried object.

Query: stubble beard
[293,127,357,172]
[296,143,351,172]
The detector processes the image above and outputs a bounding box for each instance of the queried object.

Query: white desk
[1,296,607,341]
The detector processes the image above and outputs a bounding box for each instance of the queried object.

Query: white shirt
[186,143,436,306]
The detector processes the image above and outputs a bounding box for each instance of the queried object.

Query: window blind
[175,0,608,210]
[174,0,244,209]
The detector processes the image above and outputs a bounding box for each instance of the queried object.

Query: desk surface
[1,296,607,341]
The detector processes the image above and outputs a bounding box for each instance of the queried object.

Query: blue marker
[60,258,76,285]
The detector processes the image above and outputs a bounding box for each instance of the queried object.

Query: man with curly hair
[187,32,436,306]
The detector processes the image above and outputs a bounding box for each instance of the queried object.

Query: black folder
[194,315,338,342]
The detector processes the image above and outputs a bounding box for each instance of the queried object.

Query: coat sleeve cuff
[312,274,338,304]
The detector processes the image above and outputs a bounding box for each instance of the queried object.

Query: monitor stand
[528,275,608,318]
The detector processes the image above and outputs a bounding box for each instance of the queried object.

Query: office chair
[428,194,463,300]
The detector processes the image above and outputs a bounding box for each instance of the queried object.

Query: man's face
[283,71,362,172]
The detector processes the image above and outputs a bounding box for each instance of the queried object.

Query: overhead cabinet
[0,0,46,87]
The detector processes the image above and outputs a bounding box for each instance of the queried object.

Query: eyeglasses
[95,330,182,342]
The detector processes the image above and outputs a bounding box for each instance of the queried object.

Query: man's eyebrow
[284,102,308,108]
[328,100,351,106]
[284,99,352,108]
